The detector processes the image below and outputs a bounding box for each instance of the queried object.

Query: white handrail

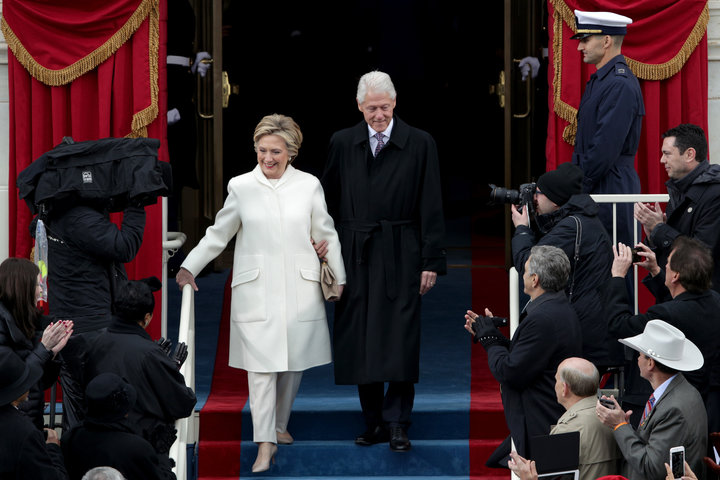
[170,284,196,480]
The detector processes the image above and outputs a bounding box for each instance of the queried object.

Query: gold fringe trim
[626,4,708,80]
[0,0,154,86]
[128,2,159,138]
[549,0,708,146]
[551,2,579,145]
[550,0,708,81]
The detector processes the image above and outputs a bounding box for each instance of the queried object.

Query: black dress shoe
[355,425,389,446]
[389,426,411,451]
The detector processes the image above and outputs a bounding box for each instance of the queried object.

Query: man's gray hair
[81,467,126,480]
[357,71,397,104]
[559,363,600,397]
[527,245,570,292]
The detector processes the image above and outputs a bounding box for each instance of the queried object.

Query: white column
[0,1,10,261]
[710,1,720,163]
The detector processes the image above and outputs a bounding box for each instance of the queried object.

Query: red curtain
[546,0,709,195]
[2,0,168,337]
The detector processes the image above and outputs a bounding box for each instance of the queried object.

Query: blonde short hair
[253,114,303,160]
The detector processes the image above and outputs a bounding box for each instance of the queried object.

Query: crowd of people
[1,7,719,480]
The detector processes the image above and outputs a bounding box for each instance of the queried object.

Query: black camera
[488,182,536,215]
[631,247,642,263]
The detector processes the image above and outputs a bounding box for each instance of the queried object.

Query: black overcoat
[0,303,59,429]
[486,291,582,460]
[647,161,720,297]
[321,117,446,384]
[85,319,196,453]
[0,405,67,480]
[62,419,169,480]
[512,194,617,366]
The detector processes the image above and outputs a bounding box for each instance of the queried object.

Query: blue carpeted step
[238,439,470,477]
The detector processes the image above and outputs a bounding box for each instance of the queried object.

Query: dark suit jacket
[614,374,707,480]
[605,276,720,398]
[486,291,583,459]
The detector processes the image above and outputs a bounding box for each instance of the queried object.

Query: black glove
[155,337,172,356]
[472,317,510,349]
[172,342,188,369]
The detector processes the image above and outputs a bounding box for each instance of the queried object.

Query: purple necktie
[374,132,385,156]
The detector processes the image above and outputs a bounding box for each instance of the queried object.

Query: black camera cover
[17,136,171,215]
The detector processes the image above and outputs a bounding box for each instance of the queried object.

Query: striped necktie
[640,393,655,424]
[374,132,385,156]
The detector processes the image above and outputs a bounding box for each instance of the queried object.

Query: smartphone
[670,446,685,479]
[598,396,615,409]
[630,247,642,263]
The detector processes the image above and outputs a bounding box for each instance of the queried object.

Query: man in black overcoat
[321,70,446,451]
[605,236,720,432]
[465,245,582,466]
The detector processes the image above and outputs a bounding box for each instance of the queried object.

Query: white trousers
[247,371,303,443]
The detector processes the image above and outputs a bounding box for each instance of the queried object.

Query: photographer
[508,163,617,368]
[464,245,582,466]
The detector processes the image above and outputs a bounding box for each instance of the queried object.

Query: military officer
[571,10,645,248]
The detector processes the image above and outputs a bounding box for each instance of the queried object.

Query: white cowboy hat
[619,319,703,372]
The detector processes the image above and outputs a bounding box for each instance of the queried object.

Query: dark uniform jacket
[321,117,446,384]
[0,303,58,430]
[647,161,720,296]
[572,54,644,246]
[0,404,67,480]
[85,319,196,453]
[62,418,169,480]
[512,194,617,366]
[486,291,582,460]
[605,276,720,426]
[43,204,145,333]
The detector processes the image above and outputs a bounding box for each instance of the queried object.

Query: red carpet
[197,272,248,479]
[469,233,511,479]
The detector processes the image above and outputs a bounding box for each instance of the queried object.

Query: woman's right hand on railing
[40,320,73,356]
[176,267,199,292]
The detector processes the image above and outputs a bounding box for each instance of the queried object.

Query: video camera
[488,182,536,216]
[470,314,509,343]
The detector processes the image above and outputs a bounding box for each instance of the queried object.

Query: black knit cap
[85,373,137,423]
[536,163,584,206]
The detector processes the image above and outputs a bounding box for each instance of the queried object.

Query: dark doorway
[215,0,547,242]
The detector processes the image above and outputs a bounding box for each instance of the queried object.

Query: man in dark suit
[571,10,644,247]
[606,236,720,432]
[321,70,446,452]
[634,124,720,299]
[465,245,582,465]
[597,320,707,480]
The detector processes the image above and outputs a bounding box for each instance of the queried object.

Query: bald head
[557,357,600,398]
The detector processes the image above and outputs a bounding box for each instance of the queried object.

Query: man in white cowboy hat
[595,320,707,480]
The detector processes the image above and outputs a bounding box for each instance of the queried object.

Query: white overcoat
[181,165,346,372]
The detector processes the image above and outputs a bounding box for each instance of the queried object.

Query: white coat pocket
[296,255,325,322]
[231,255,265,323]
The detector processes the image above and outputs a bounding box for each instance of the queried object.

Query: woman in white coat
[175,114,346,473]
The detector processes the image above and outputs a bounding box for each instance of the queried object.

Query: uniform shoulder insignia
[615,66,627,76]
